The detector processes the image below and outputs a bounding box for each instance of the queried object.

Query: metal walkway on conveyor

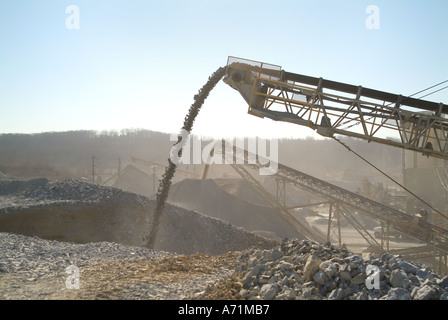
[224,56,448,160]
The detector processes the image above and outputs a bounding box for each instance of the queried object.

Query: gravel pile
[202,239,448,300]
[0,178,276,255]
[0,232,167,276]
[0,178,136,209]
[0,232,234,300]
[0,178,154,247]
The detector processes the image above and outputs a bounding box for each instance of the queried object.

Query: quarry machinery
[223,56,448,160]
[149,57,448,272]
[217,143,448,252]
[222,56,448,257]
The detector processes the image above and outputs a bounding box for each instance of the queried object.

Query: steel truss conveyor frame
[271,161,448,254]
[218,143,448,254]
[224,56,448,160]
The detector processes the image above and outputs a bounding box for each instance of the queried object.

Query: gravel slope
[0,178,277,255]
[2,178,447,300]
[0,232,236,300]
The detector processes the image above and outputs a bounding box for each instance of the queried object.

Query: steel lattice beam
[218,142,448,253]
[230,163,326,243]
[224,56,448,160]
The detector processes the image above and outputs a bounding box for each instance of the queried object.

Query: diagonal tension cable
[340,80,448,131]
[418,85,448,100]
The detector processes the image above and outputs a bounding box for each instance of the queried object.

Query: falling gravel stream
[146,67,226,248]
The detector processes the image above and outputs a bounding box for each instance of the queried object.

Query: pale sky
[1,0,447,139]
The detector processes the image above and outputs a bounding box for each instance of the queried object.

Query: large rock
[242,272,255,287]
[416,268,431,280]
[386,288,411,300]
[399,261,419,275]
[351,273,366,285]
[279,261,294,271]
[413,285,436,300]
[303,255,322,282]
[328,288,345,300]
[259,283,279,300]
[320,260,337,278]
[263,248,282,262]
[276,287,297,300]
[348,255,364,269]
[313,270,328,286]
[250,264,268,277]
[437,276,448,290]
[340,271,352,280]
[390,269,409,288]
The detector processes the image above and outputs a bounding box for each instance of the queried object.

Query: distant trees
[0,130,402,184]
[0,129,172,179]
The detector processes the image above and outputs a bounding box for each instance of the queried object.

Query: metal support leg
[326,202,342,246]
[386,223,390,252]
[276,178,286,207]
[336,204,342,246]
[327,202,333,242]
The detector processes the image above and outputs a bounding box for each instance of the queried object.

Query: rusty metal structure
[222,144,448,251]
[224,56,448,160]
[222,56,448,273]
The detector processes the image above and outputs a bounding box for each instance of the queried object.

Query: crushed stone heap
[0,178,277,256]
[201,239,448,300]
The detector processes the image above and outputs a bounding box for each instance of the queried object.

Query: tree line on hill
[0,129,402,187]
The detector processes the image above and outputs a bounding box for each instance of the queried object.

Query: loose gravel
[0,177,275,299]
[0,232,236,300]
[2,177,447,300]
[149,66,226,248]
[0,178,276,254]
[200,239,448,300]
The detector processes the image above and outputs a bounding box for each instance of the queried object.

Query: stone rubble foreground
[201,239,448,300]
[1,178,448,300]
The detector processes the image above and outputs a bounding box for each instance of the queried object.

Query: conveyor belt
[222,143,448,253]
